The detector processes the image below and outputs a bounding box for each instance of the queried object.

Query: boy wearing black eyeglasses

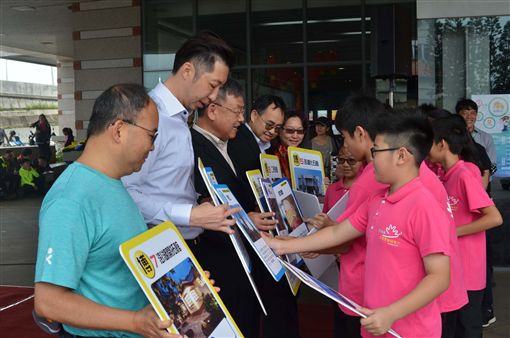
[264,112,451,338]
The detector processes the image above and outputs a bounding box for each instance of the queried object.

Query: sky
[0,58,57,85]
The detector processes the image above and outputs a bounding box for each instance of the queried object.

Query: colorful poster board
[288,147,326,196]
[279,259,402,338]
[197,159,267,315]
[213,184,285,282]
[120,221,242,337]
[472,94,510,177]
[260,154,283,181]
[246,169,269,212]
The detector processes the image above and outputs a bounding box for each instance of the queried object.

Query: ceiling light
[41,41,54,45]
[10,5,36,11]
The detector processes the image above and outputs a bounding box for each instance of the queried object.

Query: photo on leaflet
[294,167,324,196]
[151,257,231,338]
[234,205,262,243]
[259,179,287,233]
[278,195,304,231]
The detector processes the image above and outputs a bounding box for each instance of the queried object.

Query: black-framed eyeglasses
[212,102,244,116]
[370,147,413,158]
[258,114,283,133]
[283,128,305,135]
[337,157,358,165]
[122,120,158,144]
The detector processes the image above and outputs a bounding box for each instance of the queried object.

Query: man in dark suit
[191,78,276,337]
[229,95,301,338]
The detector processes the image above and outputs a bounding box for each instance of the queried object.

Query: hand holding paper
[359,306,398,337]
[305,213,337,229]
[133,305,182,338]
[248,211,277,231]
[190,202,239,234]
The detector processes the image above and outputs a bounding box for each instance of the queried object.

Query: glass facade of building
[141,0,416,120]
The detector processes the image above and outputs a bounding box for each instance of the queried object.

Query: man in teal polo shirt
[34,84,180,338]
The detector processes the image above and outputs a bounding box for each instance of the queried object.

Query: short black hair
[87,84,151,138]
[374,109,433,166]
[197,77,244,117]
[455,98,478,114]
[250,95,286,121]
[431,114,481,169]
[418,103,437,115]
[284,110,308,131]
[22,148,33,156]
[426,108,452,120]
[172,31,234,77]
[335,94,387,140]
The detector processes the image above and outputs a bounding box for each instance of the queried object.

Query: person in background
[429,114,502,337]
[454,99,498,329]
[311,116,337,177]
[62,127,75,147]
[31,114,52,161]
[19,159,43,196]
[0,128,9,146]
[269,110,307,179]
[323,143,364,213]
[9,130,23,146]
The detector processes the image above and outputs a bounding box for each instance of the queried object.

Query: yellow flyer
[288,146,326,197]
[246,169,269,212]
[119,221,242,337]
[259,153,282,181]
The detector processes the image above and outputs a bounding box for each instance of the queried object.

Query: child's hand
[261,231,290,255]
[359,306,397,336]
[305,213,336,229]
[301,251,320,259]
[248,211,277,231]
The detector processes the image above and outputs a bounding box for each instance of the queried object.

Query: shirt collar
[151,82,190,119]
[192,124,228,150]
[444,160,465,181]
[245,123,271,152]
[385,177,422,203]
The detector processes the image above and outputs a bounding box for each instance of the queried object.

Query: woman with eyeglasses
[269,110,307,179]
[323,143,364,213]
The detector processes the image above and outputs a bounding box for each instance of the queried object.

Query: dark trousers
[481,235,494,312]
[441,310,458,338]
[454,290,484,338]
[257,269,300,338]
[333,303,361,338]
[38,142,51,161]
[188,231,261,338]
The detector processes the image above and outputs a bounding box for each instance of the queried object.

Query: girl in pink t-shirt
[323,145,364,213]
[429,115,502,338]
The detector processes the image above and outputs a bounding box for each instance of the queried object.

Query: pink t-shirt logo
[378,224,402,247]
[448,196,459,211]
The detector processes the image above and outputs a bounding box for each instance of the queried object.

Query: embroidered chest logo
[448,196,459,212]
[378,224,402,247]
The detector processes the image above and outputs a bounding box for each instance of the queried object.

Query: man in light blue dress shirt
[122,32,239,243]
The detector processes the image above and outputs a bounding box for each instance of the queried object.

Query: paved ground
[1,178,509,337]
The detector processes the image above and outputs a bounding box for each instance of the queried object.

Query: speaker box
[370,4,413,78]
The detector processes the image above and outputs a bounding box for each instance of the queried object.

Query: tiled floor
[1,186,509,337]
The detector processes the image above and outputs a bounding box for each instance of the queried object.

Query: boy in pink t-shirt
[309,96,388,337]
[429,115,502,337]
[265,113,452,337]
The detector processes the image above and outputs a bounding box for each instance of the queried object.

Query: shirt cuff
[170,203,193,226]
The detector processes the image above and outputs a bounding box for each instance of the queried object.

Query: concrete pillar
[57,61,76,135]
[71,0,142,140]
